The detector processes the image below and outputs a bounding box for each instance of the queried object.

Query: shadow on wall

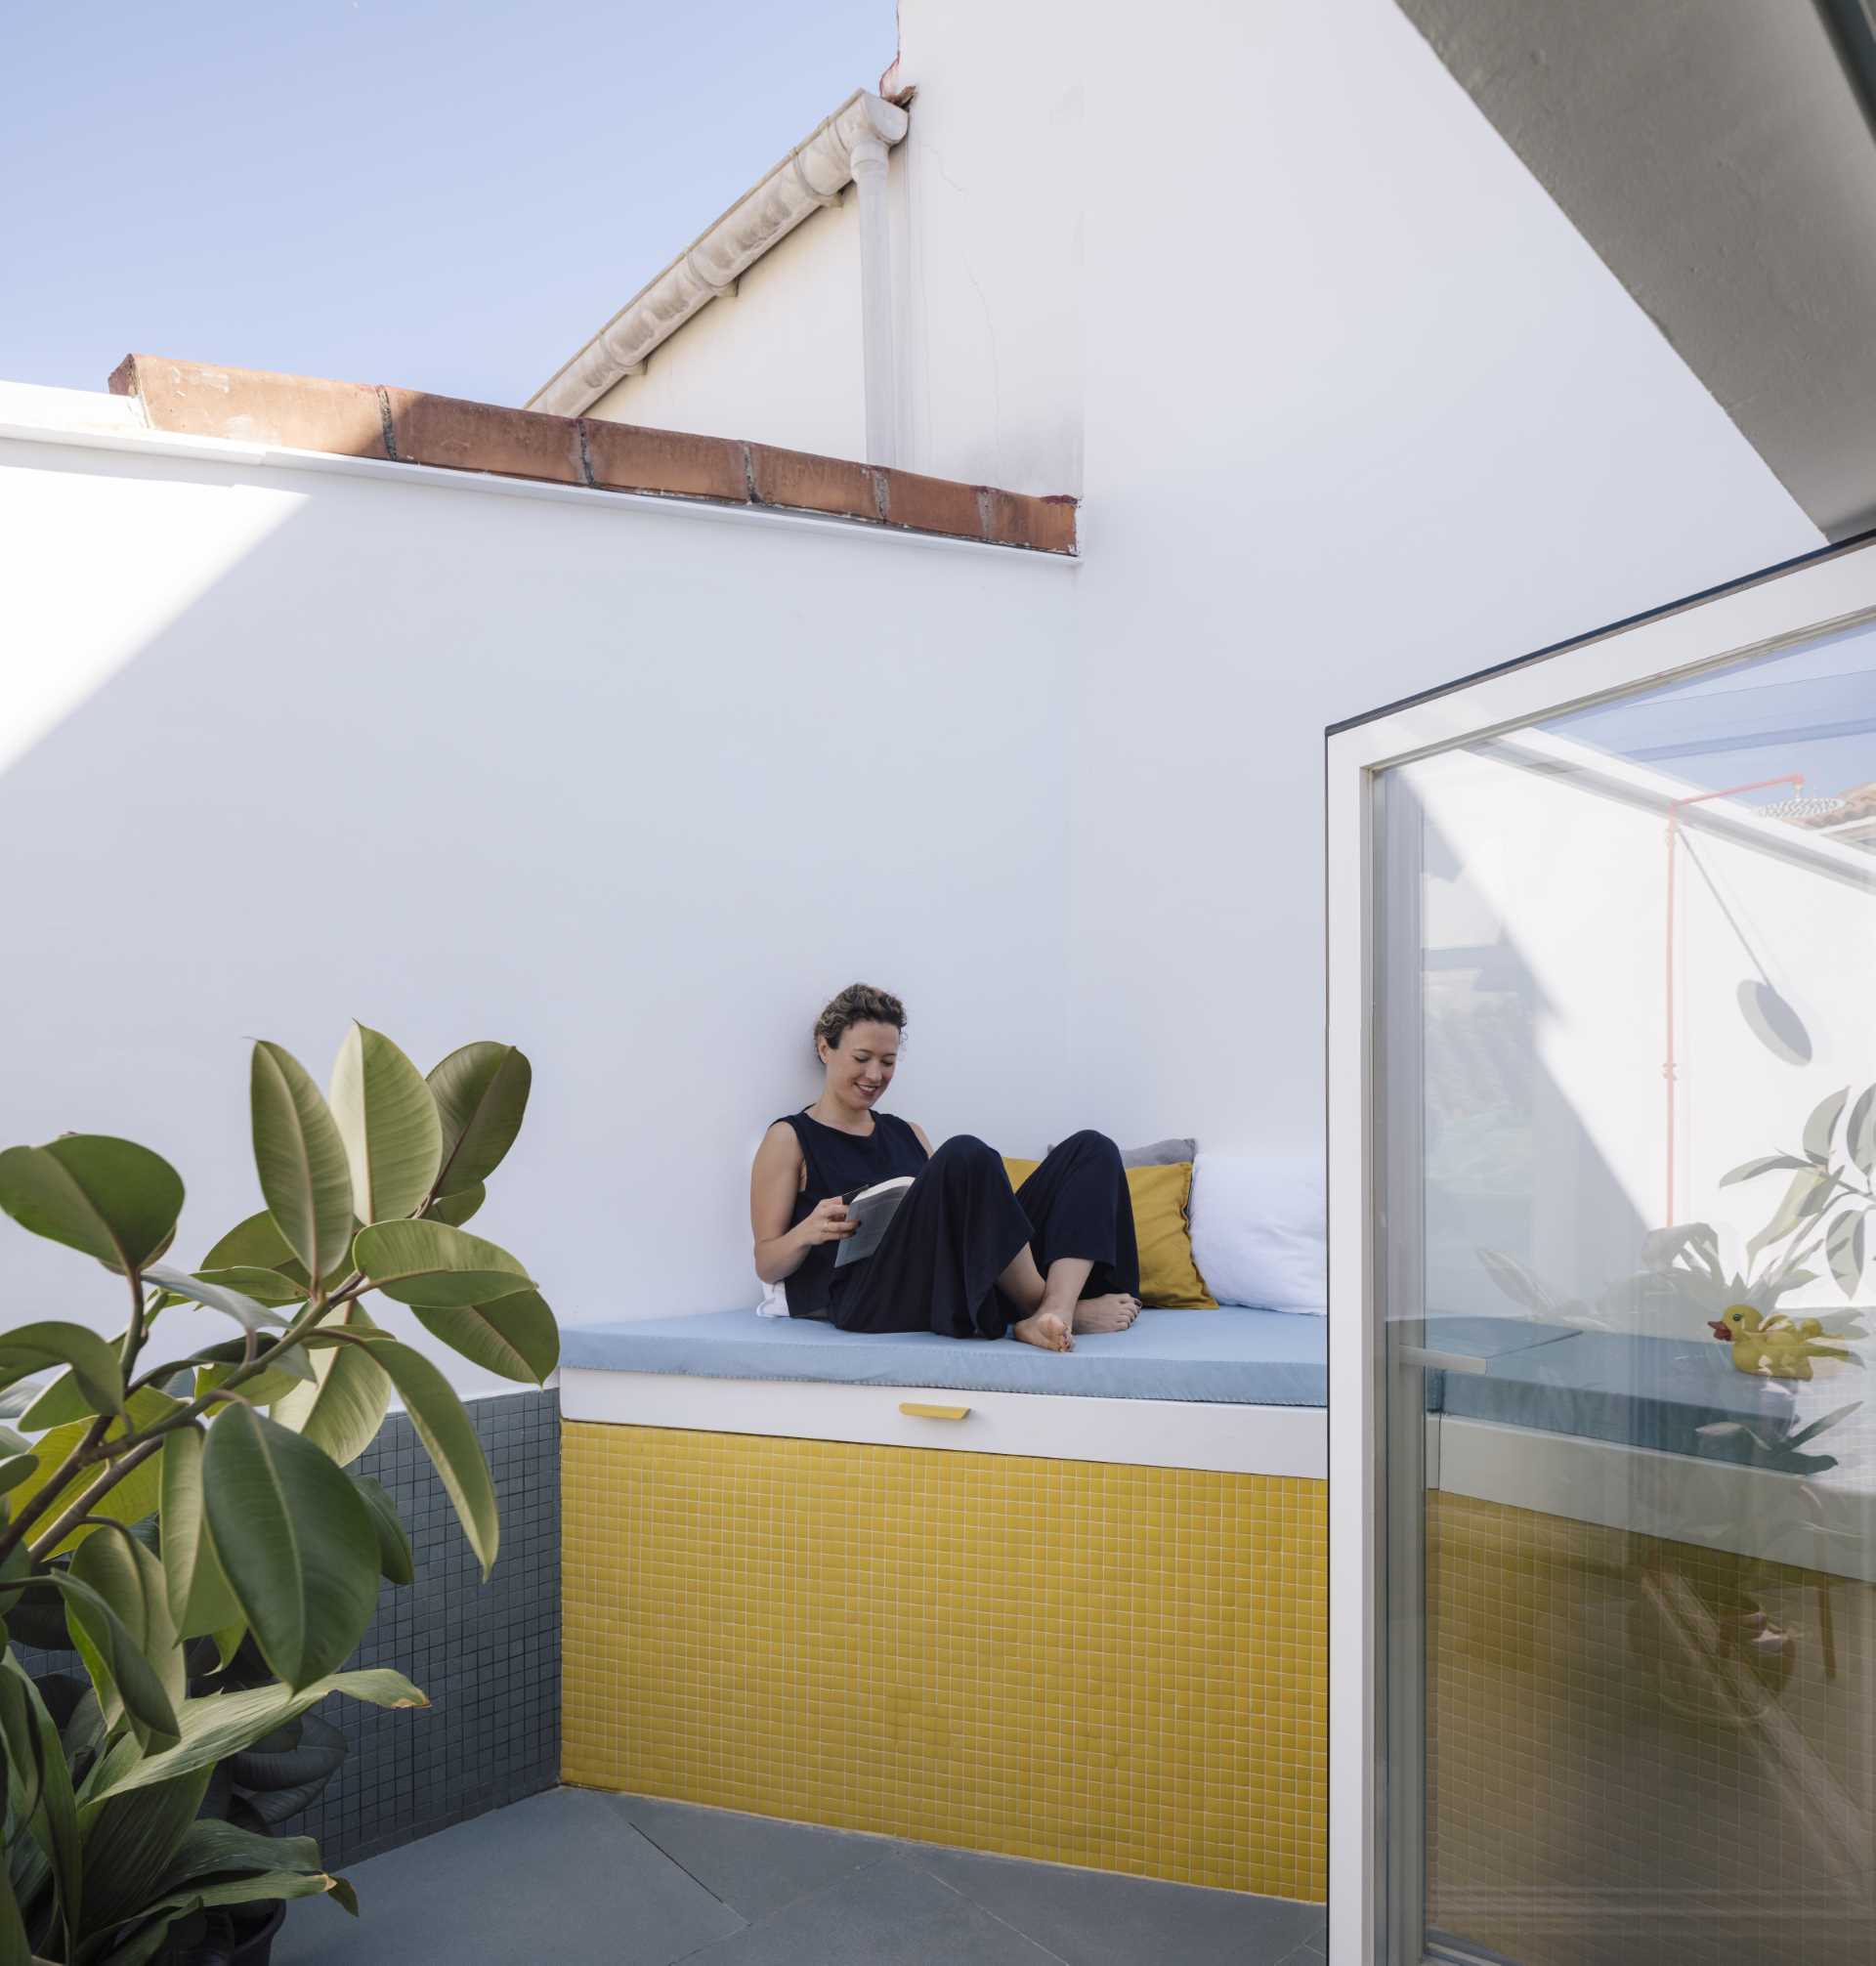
[1415,808,1646,1325]
[0,444,1079,1363]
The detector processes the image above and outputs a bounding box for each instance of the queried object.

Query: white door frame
[1324,531,1876,1966]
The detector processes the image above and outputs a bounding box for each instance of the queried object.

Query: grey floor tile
[614,1792,891,1921]
[680,1851,1070,1966]
[274,1787,746,1966]
[908,1842,1325,1966]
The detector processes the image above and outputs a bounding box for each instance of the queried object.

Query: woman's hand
[797,1196,857,1246]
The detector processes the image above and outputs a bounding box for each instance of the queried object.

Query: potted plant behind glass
[0,1024,558,1964]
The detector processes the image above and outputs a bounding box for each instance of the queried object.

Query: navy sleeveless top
[777,1109,928,1318]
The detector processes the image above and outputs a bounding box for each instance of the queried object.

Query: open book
[833,1175,916,1268]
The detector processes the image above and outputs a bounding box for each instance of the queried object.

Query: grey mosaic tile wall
[302,1388,561,1866]
[11,1387,560,1871]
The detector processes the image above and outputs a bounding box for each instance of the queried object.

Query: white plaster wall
[586,191,866,458]
[1060,0,1822,1163]
[0,421,1076,1395]
[887,1,1084,496]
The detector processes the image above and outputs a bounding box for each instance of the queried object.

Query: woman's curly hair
[813,983,907,1057]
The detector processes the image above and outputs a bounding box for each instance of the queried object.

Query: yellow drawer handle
[899,1401,970,1422]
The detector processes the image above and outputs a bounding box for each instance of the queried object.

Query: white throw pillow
[1189,1152,1326,1313]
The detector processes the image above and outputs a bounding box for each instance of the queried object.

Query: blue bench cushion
[1429,1323,1867,1474]
[560,1306,1329,1406]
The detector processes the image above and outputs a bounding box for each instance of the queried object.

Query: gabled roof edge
[527,89,909,420]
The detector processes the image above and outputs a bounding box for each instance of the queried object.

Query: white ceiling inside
[1398,0,1876,539]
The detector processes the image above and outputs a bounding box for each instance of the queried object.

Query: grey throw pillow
[1121,1136,1198,1169]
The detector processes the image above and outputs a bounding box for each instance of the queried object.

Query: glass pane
[1380,622,1876,1966]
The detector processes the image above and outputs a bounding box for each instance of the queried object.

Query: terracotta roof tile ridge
[107,355,1078,558]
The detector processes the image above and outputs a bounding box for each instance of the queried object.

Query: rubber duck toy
[1709,1304,1855,1380]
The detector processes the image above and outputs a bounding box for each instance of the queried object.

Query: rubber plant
[0,1026,557,1964]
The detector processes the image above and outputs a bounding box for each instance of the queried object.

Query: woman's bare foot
[1011,1309,1074,1352]
[1073,1293,1142,1334]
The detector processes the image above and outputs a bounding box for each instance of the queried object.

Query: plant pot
[169,1899,285,1966]
[229,1901,285,1966]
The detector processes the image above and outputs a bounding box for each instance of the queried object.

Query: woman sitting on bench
[750,983,1141,1352]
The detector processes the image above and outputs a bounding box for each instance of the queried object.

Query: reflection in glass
[1382,624,1876,1965]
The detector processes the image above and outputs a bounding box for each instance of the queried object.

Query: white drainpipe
[529,90,910,425]
[850,135,897,467]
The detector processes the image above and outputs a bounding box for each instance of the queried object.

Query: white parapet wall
[0,397,1079,1395]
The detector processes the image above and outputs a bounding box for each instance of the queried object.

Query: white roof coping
[527,88,909,420]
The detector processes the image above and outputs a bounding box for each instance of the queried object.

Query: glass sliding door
[1328,545,1876,1966]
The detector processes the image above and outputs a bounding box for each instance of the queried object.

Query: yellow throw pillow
[1002,1157,1216,1309]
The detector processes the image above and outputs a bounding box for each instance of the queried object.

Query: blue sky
[2,1,892,405]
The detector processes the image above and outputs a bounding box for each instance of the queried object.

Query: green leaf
[427,1044,532,1197]
[1826,1208,1868,1301]
[330,1023,443,1226]
[270,1308,390,1470]
[100,1867,347,1965]
[86,1669,426,1802]
[350,1474,412,1586]
[190,1265,307,1308]
[192,1362,310,1413]
[0,1454,36,1497]
[199,1211,308,1286]
[1719,1154,1814,1187]
[142,1264,287,1335]
[0,1135,183,1274]
[1747,1168,1833,1264]
[157,1818,327,1892]
[0,1657,46,1826]
[158,1427,241,1639]
[67,1510,184,1714]
[0,1861,31,1966]
[184,1336,316,1388]
[325,1334,497,1577]
[352,1220,533,1308]
[1,1656,79,1956]
[67,1529,184,1749]
[7,1389,177,1559]
[1804,1087,1851,1164]
[77,1763,212,1941]
[249,1044,355,1285]
[0,1324,123,1417]
[201,1406,379,1690]
[19,1367,109,1432]
[426,1182,485,1228]
[208,1617,246,1671]
[412,1289,558,1386]
[0,1852,29,1966]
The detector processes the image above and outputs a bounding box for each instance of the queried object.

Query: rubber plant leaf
[329,1023,442,1226]
[351,1220,533,1308]
[413,1289,559,1387]
[426,1044,532,1197]
[201,1406,379,1691]
[0,1324,123,1417]
[0,1135,183,1274]
[249,1044,355,1285]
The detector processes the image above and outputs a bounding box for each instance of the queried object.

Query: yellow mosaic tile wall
[1428,1492,1876,1966]
[563,1423,1327,1899]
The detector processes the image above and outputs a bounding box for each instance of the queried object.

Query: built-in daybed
[559,1300,1332,1899]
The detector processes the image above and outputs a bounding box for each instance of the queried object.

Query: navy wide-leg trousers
[831,1129,1139,1341]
